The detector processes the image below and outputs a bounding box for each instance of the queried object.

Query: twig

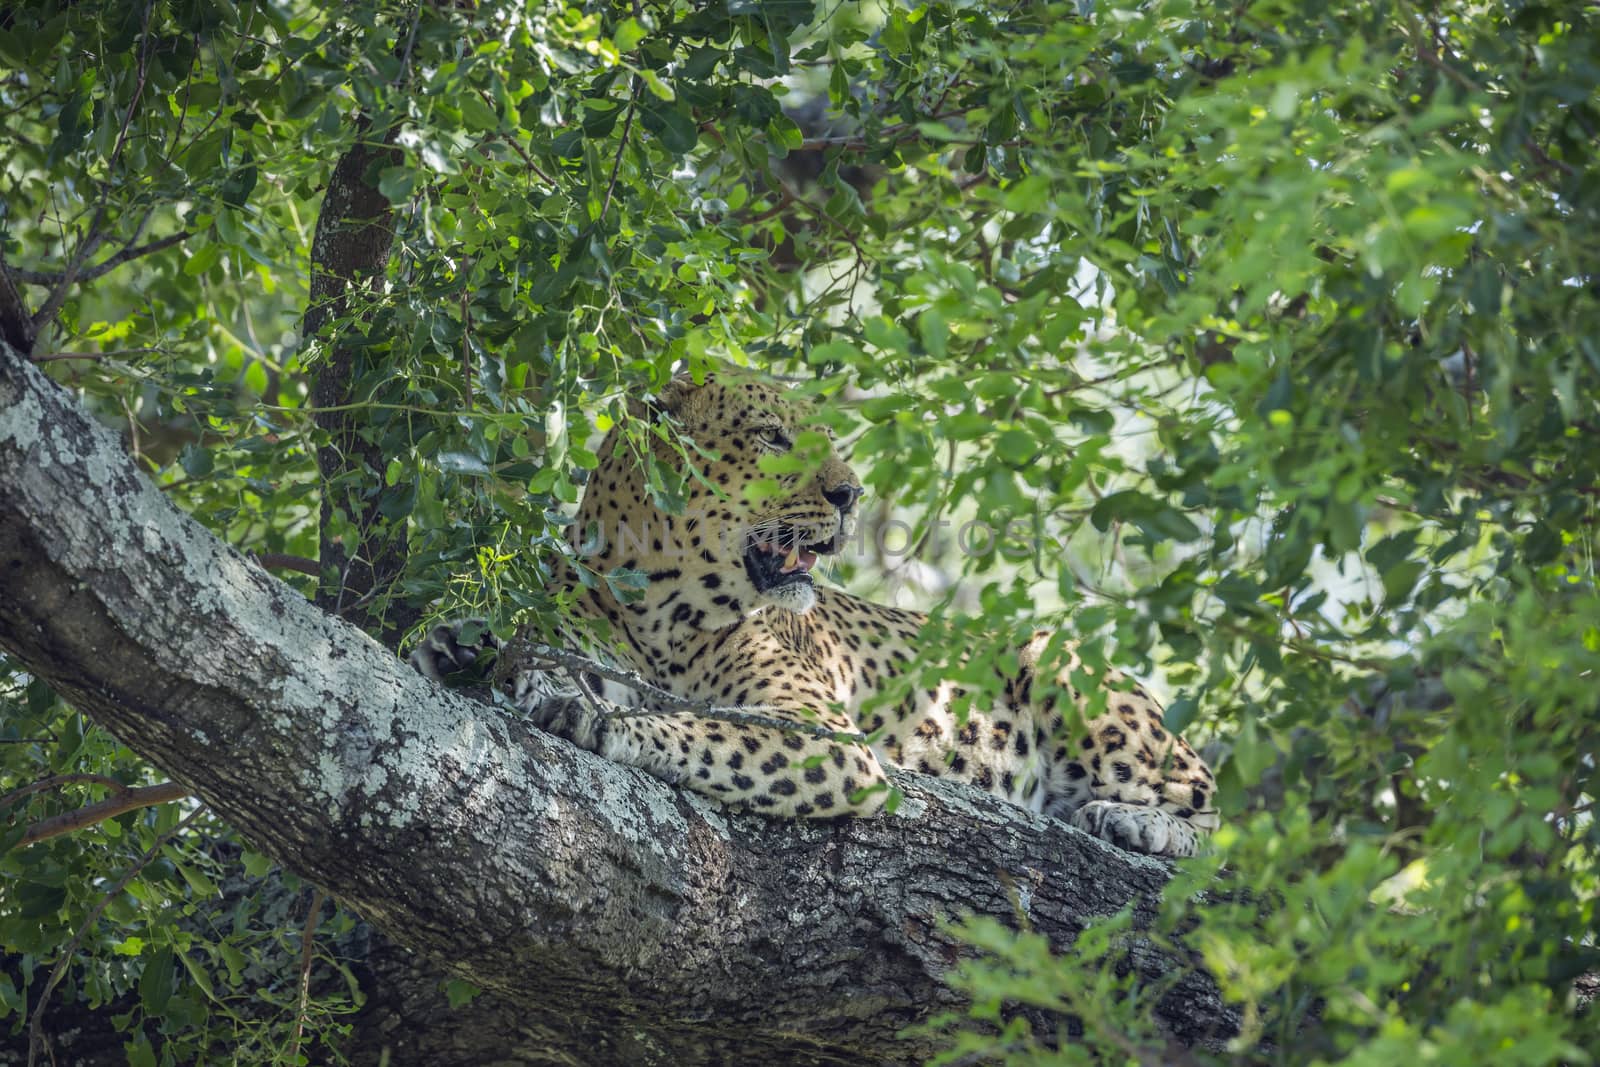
[511,641,868,742]
[30,3,157,337]
[0,732,57,745]
[11,231,193,289]
[1,773,129,807]
[491,132,560,187]
[460,283,473,409]
[19,782,189,846]
[287,888,329,1065]
[30,347,162,363]
[28,805,206,1067]
[396,2,423,84]
[119,395,144,469]
[600,78,641,224]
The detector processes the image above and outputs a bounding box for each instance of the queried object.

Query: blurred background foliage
[1,0,1596,1062]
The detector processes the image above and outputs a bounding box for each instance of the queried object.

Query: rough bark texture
[0,346,1238,1064]
[304,124,417,645]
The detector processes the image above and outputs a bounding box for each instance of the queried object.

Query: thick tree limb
[0,346,1237,1064]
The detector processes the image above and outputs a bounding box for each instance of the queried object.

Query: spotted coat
[413,373,1219,857]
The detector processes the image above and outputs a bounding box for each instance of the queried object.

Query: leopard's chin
[757,579,819,615]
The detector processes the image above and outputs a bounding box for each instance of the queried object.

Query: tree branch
[18,781,191,846]
[0,343,1236,1063]
[9,231,194,289]
[289,888,330,1065]
[600,78,640,224]
[2,773,129,805]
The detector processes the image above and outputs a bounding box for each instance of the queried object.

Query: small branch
[1,773,129,807]
[28,805,205,1067]
[12,231,194,289]
[507,641,869,743]
[253,552,323,577]
[19,781,190,846]
[460,283,473,410]
[397,2,423,84]
[600,79,641,224]
[492,132,560,187]
[288,888,330,1065]
[30,4,156,339]
[30,347,163,363]
[792,111,972,153]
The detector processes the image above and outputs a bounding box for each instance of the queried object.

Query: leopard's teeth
[781,545,800,572]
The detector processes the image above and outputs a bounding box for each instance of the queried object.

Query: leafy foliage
[2,0,1597,1063]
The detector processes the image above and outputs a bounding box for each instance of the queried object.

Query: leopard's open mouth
[743,527,840,592]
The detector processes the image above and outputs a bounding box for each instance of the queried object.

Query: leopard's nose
[822,483,861,513]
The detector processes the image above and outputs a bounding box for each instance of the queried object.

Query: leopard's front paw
[408,618,502,684]
[1070,800,1197,858]
[524,694,609,753]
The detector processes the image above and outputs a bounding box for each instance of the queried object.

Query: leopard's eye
[756,426,792,452]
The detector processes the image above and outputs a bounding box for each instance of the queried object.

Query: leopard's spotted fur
[413,372,1219,857]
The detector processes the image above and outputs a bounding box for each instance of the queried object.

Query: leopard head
[573,372,862,628]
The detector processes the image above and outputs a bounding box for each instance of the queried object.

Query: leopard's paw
[524,694,609,753]
[1069,800,1198,859]
[408,618,502,684]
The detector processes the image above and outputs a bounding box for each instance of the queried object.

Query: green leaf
[1162,696,1197,735]
[458,93,501,132]
[178,863,218,898]
[1380,560,1426,605]
[995,429,1035,466]
[641,70,675,101]
[917,309,948,358]
[240,851,273,878]
[179,949,216,999]
[377,166,415,204]
[179,444,214,479]
[219,153,258,209]
[125,1035,157,1067]
[613,17,647,53]
[643,102,698,155]
[139,947,176,1015]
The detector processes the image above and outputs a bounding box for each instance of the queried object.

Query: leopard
[411,371,1220,857]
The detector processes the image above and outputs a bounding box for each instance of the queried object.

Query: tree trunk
[303,123,418,646]
[0,346,1237,1064]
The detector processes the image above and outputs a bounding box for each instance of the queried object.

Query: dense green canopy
[2,0,1596,1063]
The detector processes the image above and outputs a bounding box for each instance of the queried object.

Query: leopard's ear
[625,382,688,422]
[652,373,709,417]
[631,367,722,422]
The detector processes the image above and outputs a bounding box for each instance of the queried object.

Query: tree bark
[0,345,1237,1064]
[304,123,417,646]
